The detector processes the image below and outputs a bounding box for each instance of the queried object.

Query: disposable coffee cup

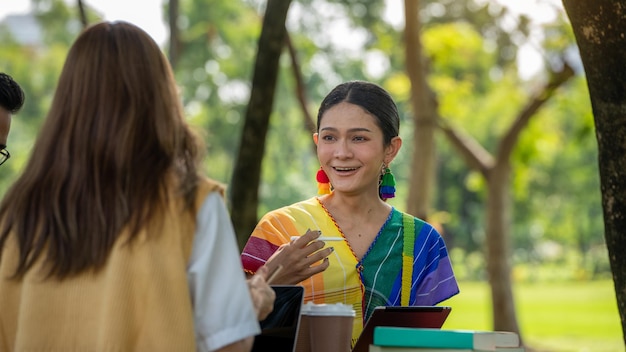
[300,302,355,352]
[295,303,313,352]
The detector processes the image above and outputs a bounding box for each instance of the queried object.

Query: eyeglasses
[0,147,10,166]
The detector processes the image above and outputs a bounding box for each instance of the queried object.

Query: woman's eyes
[321,135,367,142]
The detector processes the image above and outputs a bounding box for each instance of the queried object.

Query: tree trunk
[438,62,573,341]
[77,0,87,28]
[168,0,180,68]
[404,0,437,220]
[562,0,626,343]
[230,0,293,249]
[485,162,519,334]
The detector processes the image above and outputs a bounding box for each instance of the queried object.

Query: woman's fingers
[262,229,335,284]
[304,246,333,266]
[291,229,322,247]
[248,266,276,320]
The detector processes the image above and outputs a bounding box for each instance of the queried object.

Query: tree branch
[285,32,316,136]
[437,58,575,178]
[498,59,575,161]
[436,117,495,178]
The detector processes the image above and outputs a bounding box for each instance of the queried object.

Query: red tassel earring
[316,168,331,195]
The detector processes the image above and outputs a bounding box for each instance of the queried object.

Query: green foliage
[423,22,496,94]
[410,10,605,269]
[422,0,529,68]
[449,247,487,281]
[32,0,82,45]
[510,76,601,256]
[0,0,609,284]
[0,15,70,193]
[171,0,263,187]
[421,22,526,252]
[258,74,319,215]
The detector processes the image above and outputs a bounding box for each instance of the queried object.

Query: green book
[373,327,520,351]
[369,345,525,352]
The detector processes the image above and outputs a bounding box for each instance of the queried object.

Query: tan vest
[0,178,223,352]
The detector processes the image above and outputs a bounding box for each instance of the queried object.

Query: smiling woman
[240,80,460,348]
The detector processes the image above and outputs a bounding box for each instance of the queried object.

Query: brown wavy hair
[0,21,202,279]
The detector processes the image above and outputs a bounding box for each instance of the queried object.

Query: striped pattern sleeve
[409,218,459,306]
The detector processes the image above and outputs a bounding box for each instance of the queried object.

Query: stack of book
[369,327,525,352]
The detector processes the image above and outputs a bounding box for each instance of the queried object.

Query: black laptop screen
[251,285,304,352]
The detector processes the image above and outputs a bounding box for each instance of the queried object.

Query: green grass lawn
[441,280,624,352]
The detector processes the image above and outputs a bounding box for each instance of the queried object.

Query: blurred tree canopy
[0,0,605,283]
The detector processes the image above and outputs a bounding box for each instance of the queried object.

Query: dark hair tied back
[0,73,25,113]
[316,80,400,145]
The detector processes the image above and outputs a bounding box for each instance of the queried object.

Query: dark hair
[0,72,25,113]
[316,80,400,145]
[0,21,202,279]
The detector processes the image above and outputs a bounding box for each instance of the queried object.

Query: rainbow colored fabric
[241,197,459,345]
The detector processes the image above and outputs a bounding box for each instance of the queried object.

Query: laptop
[252,285,305,352]
[351,306,452,352]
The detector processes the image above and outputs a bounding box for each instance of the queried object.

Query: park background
[0,0,622,351]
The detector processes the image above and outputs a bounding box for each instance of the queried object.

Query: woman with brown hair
[0,21,266,352]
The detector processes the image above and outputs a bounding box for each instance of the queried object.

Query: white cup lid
[301,302,356,317]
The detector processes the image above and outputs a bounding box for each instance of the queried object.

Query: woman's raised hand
[263,229,333,285]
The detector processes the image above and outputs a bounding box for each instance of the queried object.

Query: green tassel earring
[379,167,396,200]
